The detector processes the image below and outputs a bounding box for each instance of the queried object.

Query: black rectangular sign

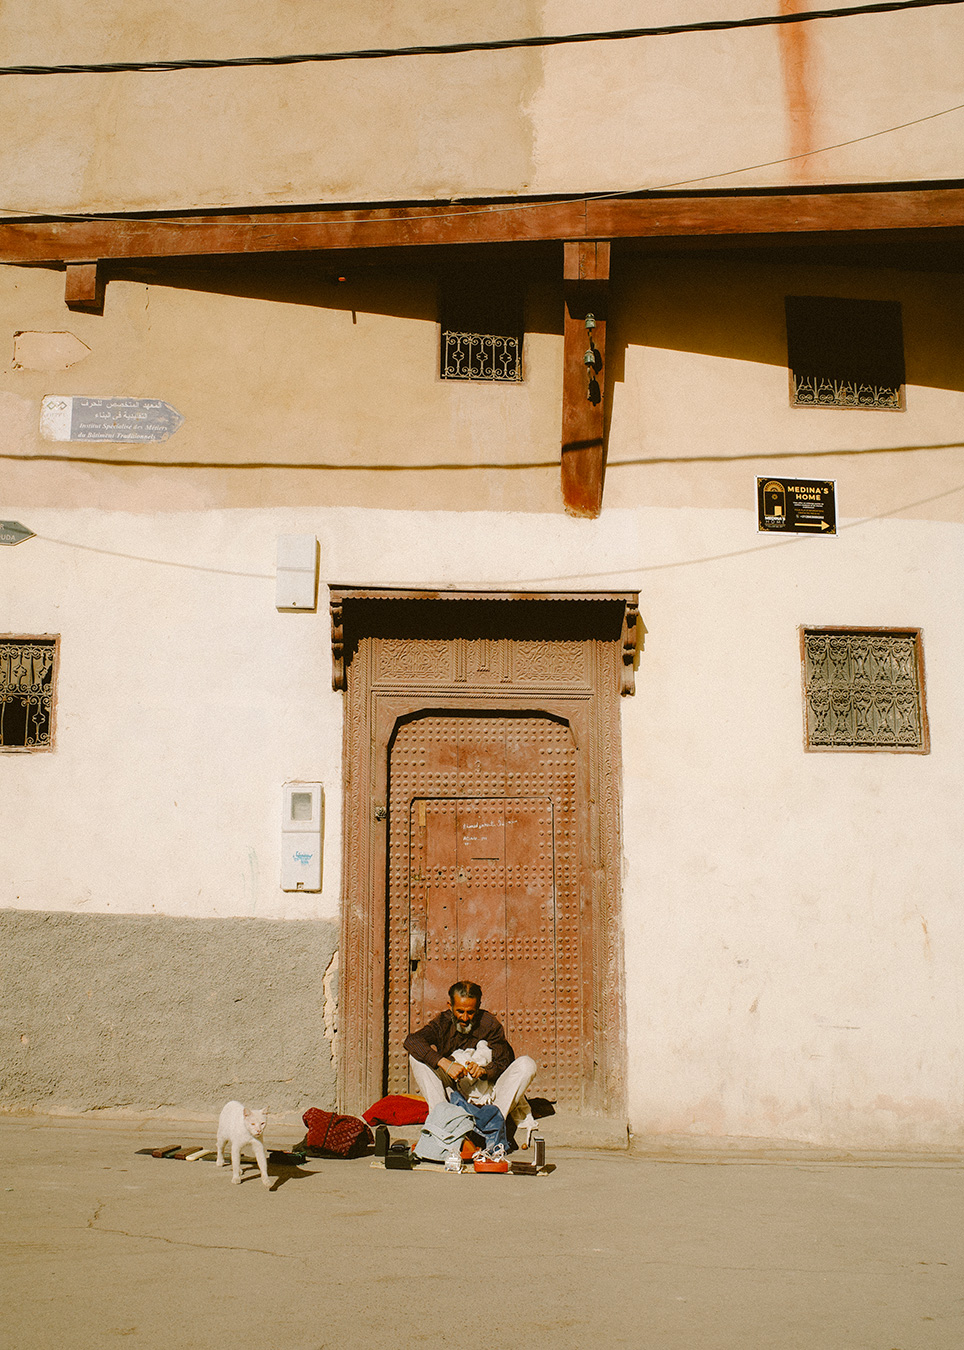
[757,476,836,535]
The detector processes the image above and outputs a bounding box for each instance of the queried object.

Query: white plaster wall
[0,510,344,922]
[618,508,964,1149]
[3,498,962,1145]
[1,503,642,925]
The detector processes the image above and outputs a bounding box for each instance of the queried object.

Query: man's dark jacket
[404,1008,515,1083]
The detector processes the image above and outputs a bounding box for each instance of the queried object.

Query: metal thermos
[533,1135,546,1169]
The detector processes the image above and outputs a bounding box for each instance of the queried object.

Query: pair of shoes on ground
[460,1138,507,1164]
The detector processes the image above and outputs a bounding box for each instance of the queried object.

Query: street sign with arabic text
[40,396,184,444]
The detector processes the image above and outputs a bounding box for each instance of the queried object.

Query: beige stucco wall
[1,1,962,213]
[3,250,964,1144]
[4,257,964,524]
[0,259,563,515]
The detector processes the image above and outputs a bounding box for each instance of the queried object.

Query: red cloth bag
[362,1094,430,1127]
[302,1108,373,1158]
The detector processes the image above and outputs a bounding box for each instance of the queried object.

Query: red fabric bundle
[302,1108,373,1158]
[362,1094,430,1126]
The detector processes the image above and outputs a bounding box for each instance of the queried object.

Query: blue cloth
[413,1101,475,1162]
[449,1091,510,1154]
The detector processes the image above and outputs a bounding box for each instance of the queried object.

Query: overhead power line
[0,0,961,78]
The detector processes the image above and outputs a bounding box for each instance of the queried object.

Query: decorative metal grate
[0,638,57,749]
[786,296,905,412]
[791,376,903,410]
[440,330,522,382]
[803,629,926,751]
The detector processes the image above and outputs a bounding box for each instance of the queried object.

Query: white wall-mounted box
[276,534,319,611]
[281,782,323,891]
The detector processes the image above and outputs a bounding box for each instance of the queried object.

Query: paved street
[3,1116,963,1349]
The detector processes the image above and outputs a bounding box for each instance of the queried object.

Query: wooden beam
[64,261,103,312]
[561,241,609,519]
[2,185,964,264]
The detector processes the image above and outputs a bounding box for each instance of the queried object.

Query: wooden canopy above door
[328,586,640,696]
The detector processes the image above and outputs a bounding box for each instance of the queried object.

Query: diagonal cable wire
[509,480,964,585]
[2,98,964,225]
[25,480,964,582]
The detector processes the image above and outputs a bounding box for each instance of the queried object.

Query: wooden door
[387,714,581,1104]
[408,795,556,1078]
[333,588,635,1117]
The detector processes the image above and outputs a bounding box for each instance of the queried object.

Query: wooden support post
[561,241,609,519]
[64,261,104,313]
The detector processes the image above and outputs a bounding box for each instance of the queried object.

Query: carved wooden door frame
[329,588,638,1117]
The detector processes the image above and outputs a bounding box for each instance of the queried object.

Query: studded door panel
[388,715,578,1104]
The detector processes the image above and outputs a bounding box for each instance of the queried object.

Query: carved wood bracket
[64,261,104,313]
[328,586,639,695]
[562,241,610,519]
[330,594,346,692]
[621,598,639,696]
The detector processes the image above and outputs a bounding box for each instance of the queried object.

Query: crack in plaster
[323,948,339,1066]
[87,1223,306,1260]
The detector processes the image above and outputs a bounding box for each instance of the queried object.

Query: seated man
[404,980,537,1138]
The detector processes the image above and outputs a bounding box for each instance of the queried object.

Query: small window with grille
[786,296,905,410]
[439,273,524,382]
[802,627,927,752]
[0,636,58,750]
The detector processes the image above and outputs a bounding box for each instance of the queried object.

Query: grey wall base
[2,909,338,1117]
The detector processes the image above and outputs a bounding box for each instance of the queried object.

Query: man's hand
[441,1057,484,1081]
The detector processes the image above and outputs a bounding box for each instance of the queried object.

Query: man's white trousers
[408,1054,537,1138]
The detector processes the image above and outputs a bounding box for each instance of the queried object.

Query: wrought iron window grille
[791,376,903,410]
[438,272,525,383]
[0,636,58,750]
[440,330,522,382]
[802,628,927,752]
[786,296,905,412]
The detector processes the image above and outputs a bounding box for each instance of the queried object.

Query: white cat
[216,1101,271,1187]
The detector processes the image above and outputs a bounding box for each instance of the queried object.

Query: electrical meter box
[276,534,319,611]
[281,782,323,891]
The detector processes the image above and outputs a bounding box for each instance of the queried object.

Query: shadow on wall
[606,254,964,396]
[104,243,566,337]
[102,243,964,402]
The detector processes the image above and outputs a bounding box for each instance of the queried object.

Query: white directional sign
[41,396,184,444]
[0,521,35,546]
